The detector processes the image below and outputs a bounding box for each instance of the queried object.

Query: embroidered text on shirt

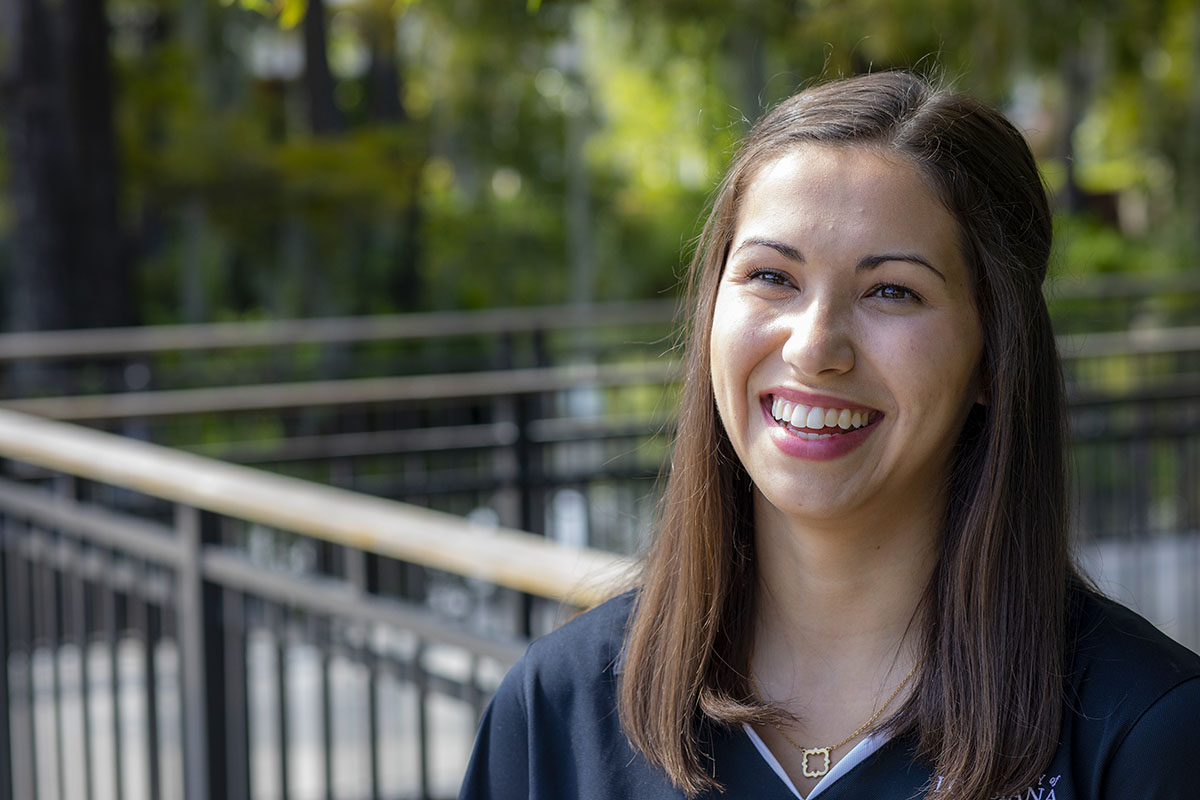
[931,773,1064,800]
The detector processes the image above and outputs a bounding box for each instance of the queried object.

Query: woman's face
[709,145,983,528]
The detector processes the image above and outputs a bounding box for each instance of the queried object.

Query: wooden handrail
[0,300,678,361]
[0,408,632,606]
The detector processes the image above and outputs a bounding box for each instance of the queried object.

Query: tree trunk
[0,0,132,334]
[366,14,404,122]
[1056,48,1089,215]
[727,0,766,125]
[303,0,345,134]
[61,0,133,329]
[1,0,76,333]
[1181,10,1200,255]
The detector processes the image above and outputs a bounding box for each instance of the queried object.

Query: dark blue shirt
[460,590,1200,799]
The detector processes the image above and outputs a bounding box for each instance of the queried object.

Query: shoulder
[1061,589,1200,798]
[461,590,682,799]
[1068,589,1200,707]
[486,589,636,724]
[521,588,637,682]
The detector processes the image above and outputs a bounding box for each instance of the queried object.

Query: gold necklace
[749,661,919,779]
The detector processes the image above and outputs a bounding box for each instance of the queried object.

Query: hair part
[618,71,1073,798]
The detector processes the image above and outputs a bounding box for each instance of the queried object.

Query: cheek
[922,326,984,418]
[873,315,982,414]
[708,297,760,420]
[708,325,738,417]
[708,296,737,388]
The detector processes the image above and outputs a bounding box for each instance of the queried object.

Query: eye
[868,283,921,302]
[748,268,793,287]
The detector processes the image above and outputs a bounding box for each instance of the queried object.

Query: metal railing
[0,301,679,399]
[0,271,1196,396]
[3,319,1199,541]
[1,298,1198,799]
[0,408,630,800]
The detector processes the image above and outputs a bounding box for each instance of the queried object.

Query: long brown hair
[619,71,1073,798]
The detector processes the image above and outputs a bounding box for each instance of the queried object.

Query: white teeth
[790,404,808,427]
[770,397,874,433]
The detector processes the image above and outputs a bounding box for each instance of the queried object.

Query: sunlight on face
[709,145,983,531]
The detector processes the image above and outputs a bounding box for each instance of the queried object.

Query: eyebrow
[732,238,946,283]
[857,253,946,283]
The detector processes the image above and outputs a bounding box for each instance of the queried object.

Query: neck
[751,490,938,680]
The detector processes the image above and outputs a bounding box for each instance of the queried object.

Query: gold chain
[749,660,919,779]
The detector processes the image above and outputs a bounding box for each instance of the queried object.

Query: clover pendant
[801,747,831,778]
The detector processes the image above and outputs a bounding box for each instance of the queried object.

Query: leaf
[279,0,307,30]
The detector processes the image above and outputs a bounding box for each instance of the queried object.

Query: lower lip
[761,401,878,461]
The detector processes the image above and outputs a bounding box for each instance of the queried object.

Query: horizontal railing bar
[0,477,181,566]
[5,322,1200,423]
[1068,377,1200,407]
[186,422,520,463]
[202,546,528,664]
[0,273,1191,363]
[192,415,670,466]
[4,356,1195,427]
[0,361,679,422]
[526,412,675,444]
[0,528,174,609]
[0,300,677,362]
[346,466,661,499]
[0,408,631,606]
[1058,325,1200,358]
[1046,270,1200,300]
[1069,419,1200,443]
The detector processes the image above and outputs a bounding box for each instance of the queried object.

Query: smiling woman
[710,147,983,523]
[458,72,1200,800]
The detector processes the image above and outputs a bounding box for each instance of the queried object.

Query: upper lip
[763,387,878,412]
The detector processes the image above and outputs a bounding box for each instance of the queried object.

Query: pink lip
[763,387,876,413]
[759,394,881,461]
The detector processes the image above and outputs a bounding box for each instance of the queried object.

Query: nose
[779,296,856,378]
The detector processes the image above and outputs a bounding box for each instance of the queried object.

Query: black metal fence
[0,409,624,800]
[0,299,1198,799]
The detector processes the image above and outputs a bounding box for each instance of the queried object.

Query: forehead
[720,146,964,287]
[730,144,964,269]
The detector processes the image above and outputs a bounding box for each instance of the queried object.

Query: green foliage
[224,0,307,29]
[1053,215,1175,276]
[7,0,1197,326]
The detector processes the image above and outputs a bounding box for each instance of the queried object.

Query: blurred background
[0,1,1198,799]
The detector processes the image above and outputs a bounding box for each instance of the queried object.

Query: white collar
[742,724,891,800]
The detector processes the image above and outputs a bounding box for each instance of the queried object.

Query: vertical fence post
[175,504,210,800]
[222,588,251,800]
[0,532,11,800]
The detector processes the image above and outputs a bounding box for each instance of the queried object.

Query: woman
[459,72,1200,799]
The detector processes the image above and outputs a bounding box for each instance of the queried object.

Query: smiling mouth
[767,395,881,440]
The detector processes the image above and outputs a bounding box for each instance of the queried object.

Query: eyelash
[747,270,923,303]
[868,283,922,303]
[747,268,792,286]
